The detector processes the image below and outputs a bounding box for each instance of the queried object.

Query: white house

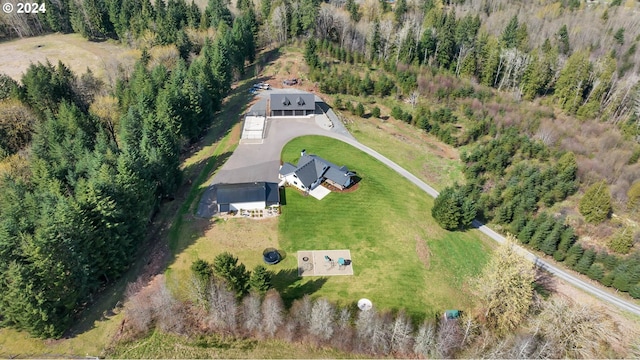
[215,182,279,212]
[279,150,354,192]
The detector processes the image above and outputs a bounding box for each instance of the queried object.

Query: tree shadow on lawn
[271,269,328,307]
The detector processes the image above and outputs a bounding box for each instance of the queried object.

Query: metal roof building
[270,93,315,116]
[215,182,279,212]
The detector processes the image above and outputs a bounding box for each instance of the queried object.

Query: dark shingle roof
[294,158,320,188]
[325,166,352,187]
[270,94,315,111]
[279,163,297,175]
[216,182,279,205]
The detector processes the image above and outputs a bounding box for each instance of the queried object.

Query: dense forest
[0,0,256,338]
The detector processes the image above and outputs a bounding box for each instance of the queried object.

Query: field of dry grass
[0,33,139,83]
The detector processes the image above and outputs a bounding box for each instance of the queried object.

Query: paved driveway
[196,90,351,217]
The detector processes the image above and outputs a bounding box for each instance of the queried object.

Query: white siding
[229,201,266,211]
[284,174,307,192]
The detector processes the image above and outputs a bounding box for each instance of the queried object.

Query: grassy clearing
[0,33,138,82]
[277,136,493,319]
[347,114,465,191]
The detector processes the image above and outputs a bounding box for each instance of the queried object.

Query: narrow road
[327,134,640,317]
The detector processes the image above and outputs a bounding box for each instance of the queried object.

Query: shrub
[391,106,404,120]
[612,272,630,292]
[587,263,605,281]
[608,227,634,254]
[630,284,640,299]
[249,265,272,294]
[334,97,343,110]
[371,106,381,118]
[578,181,612,224]
[355,103,365,117]
[191,259,214,283]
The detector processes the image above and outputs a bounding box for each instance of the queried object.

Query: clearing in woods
[0,33,139,82]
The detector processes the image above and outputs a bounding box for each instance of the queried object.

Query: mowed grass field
[0,33,139,82]
[277,136,493,319]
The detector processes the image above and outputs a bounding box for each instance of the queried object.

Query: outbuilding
[270,93,315,116]
[215,182,280,212]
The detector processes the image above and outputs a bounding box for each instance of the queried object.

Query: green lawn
[277,136,493,319]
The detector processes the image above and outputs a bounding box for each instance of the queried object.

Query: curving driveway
[197,91,640,316]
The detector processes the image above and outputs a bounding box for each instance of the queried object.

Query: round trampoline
[263,248,281,265]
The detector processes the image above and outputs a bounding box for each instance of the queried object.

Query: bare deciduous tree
[413,321,437,358]
[390,310,413,355]
[436,318,463,358]
[331,307,354,352]
[261,289,284,338]
[309,298,336,342]
[241,291,262,335]
[207,280,238,334]
[536,297,623,358]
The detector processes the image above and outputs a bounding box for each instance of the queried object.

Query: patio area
[308,185,331,200]
[297,250,354,276]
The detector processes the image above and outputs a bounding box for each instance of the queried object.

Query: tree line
[0,0,255,338]
[114,245,632,358]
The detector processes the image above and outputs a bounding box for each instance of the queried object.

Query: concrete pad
[241,115,266,140]
[298,250,354,276]
[309,185,331,200]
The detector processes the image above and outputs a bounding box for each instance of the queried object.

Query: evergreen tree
[587,263,605,281]
[579,180,612,224]
[370,20,381,61]
[345,0,360,22]
[213,252,250,298]
[609,227,634,254]
[304,38,320,69]
[192,259,214,283]
[432,187,462,230]
[575,248,596,275]
[613,28,625,45]
[558,24,571,55]
[205,0,232,28]
[555,51,592,114]
[394,0,407,23]
[249,265,272,294]
[501,15,519,49]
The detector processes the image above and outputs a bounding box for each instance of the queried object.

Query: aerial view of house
[2,0,640,358]
[279,150,355,192]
